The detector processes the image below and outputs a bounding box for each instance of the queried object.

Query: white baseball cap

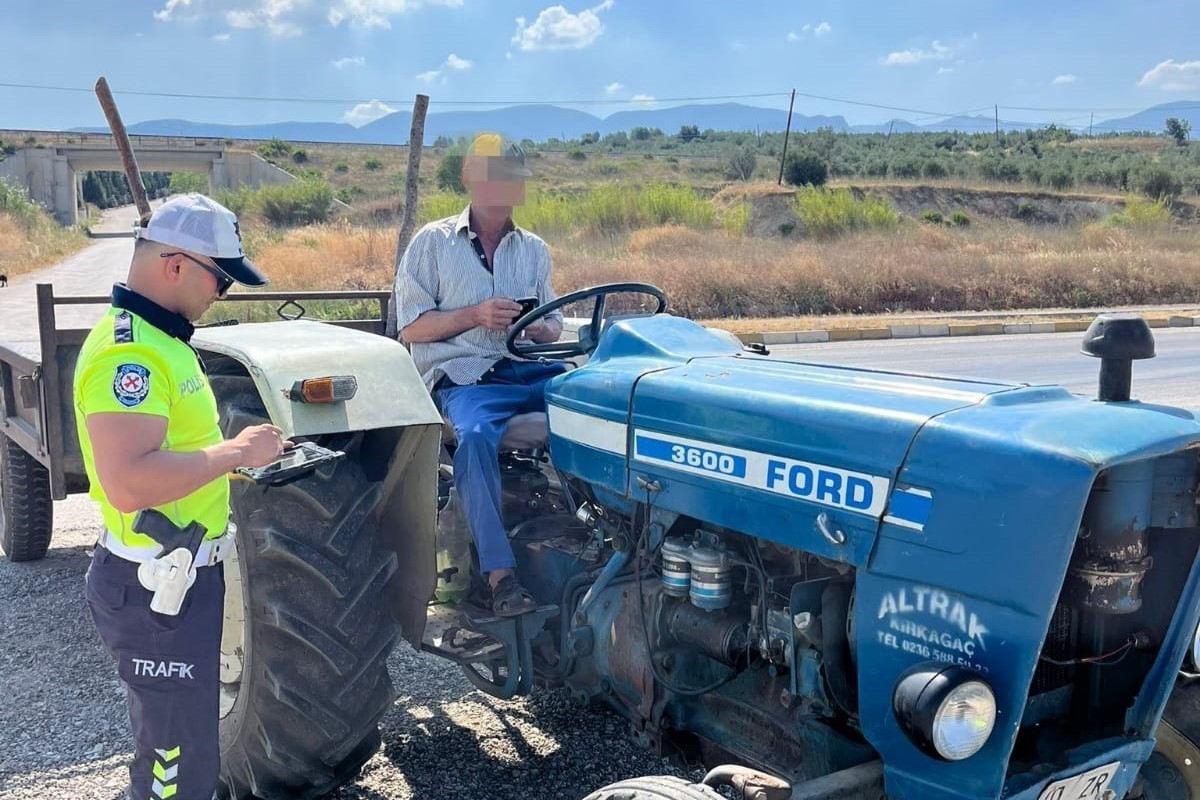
[135,193,267,287]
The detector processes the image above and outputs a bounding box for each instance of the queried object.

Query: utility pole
[386,93,430,340]
[1089,113,1094,138]
[777,88,796,185]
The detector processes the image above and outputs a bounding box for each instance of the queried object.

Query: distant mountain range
[71,100,1200,145]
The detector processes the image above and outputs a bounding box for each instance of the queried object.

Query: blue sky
[2,0,1199,130]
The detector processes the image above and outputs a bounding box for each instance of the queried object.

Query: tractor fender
[192,319,441,437]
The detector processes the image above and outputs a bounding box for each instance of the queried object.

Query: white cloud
[416,52,473,83]
[605,81,623,95]
[730,39,745,51]
[631,94,655,104]
[224,1,303,37]
[790,22,831,41]
[155,0,462,34]
[1138,59,1200,92]
[212,31,231,41]
[332,56,366,69]
[342,99,397,126]
[1051,74,1077,85]
[937,66,953,75]
[328,0,463,28]
[153,0,194,21]
[883,40,952,66]
[512,1,613,52]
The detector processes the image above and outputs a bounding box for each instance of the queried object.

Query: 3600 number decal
[670,444,738,475]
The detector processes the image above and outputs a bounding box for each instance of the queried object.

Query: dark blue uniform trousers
[437,358,566,574]
[86,545,225,800]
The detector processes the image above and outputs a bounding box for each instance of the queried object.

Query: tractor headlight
[893,664,997,761]
[1189,621,1200,672]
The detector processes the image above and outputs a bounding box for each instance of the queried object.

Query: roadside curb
[733,315,1199,346]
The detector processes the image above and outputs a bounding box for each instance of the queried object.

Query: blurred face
[463,156,528,209]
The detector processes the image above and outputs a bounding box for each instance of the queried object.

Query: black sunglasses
[162,252,235,297]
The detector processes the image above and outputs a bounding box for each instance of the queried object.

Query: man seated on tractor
[395,132,564,617]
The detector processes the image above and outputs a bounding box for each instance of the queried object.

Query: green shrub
[292,149,308,164]
[1047,169,1074,191]
[890,158,922,179]
[418,191,467,224]
[214,186,256,217]
[778,220,796,236]
[724,146,757,181]
[1103,195,1173,230]
[923,160,949,179]
[783,152,828,187]
[257,137,292,160]
[168,172,208,194]
[1138,166,1182,200]
[0,178,45,230]
[793,187,899,238]
[950,211,970,226]
[567,148,587,161]
[364,158,383,172]
[920,210,944,224]
[334,161,349,173]
[256,180,334,225]
[436,154,465,193]
[720,200,750,235]
[1016,203,1034,218]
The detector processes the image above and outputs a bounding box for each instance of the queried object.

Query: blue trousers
[86,546,225,800]
[437,359,565,574]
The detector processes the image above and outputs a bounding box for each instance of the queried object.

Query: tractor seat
[442,411,550,451]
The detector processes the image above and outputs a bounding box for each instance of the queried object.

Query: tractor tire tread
[0,436,53,562]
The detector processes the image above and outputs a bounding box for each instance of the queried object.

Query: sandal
[491,574,538,617]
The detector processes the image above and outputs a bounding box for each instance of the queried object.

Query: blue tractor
[423,284,1200,800]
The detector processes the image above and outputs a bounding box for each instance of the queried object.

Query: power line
[0,81,790,107]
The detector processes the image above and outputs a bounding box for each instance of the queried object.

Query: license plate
[1036,762,1120,800]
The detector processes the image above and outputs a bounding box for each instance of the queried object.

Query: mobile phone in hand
[516,296,539,317]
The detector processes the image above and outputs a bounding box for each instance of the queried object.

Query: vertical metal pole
[35,283,66,499]
[777,88,796,186]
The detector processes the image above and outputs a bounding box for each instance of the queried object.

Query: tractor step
[420,602,558,699]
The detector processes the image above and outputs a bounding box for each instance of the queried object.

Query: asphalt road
[770,328,1200,410]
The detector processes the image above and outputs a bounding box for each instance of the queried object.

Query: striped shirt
[395,205,562,390]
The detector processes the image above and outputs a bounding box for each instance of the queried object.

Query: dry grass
[0,213,88,277]
[246,216,1200,323]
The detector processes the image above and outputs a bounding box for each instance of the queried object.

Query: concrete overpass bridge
[0,136,295,225]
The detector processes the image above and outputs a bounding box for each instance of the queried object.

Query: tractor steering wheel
[505,282,667,360]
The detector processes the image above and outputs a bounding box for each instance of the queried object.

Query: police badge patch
[113,363,151,408]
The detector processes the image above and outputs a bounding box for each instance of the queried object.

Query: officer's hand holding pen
[233,424,292,468]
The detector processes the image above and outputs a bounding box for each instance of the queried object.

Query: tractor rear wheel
[212,371,403,799]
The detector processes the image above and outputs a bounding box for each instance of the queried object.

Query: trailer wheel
[578,776,724,800]
[0,437,53,562]
[212,372,403,799]
[1139,680,1200,799]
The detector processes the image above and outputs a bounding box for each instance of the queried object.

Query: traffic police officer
[75,194,287,800]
